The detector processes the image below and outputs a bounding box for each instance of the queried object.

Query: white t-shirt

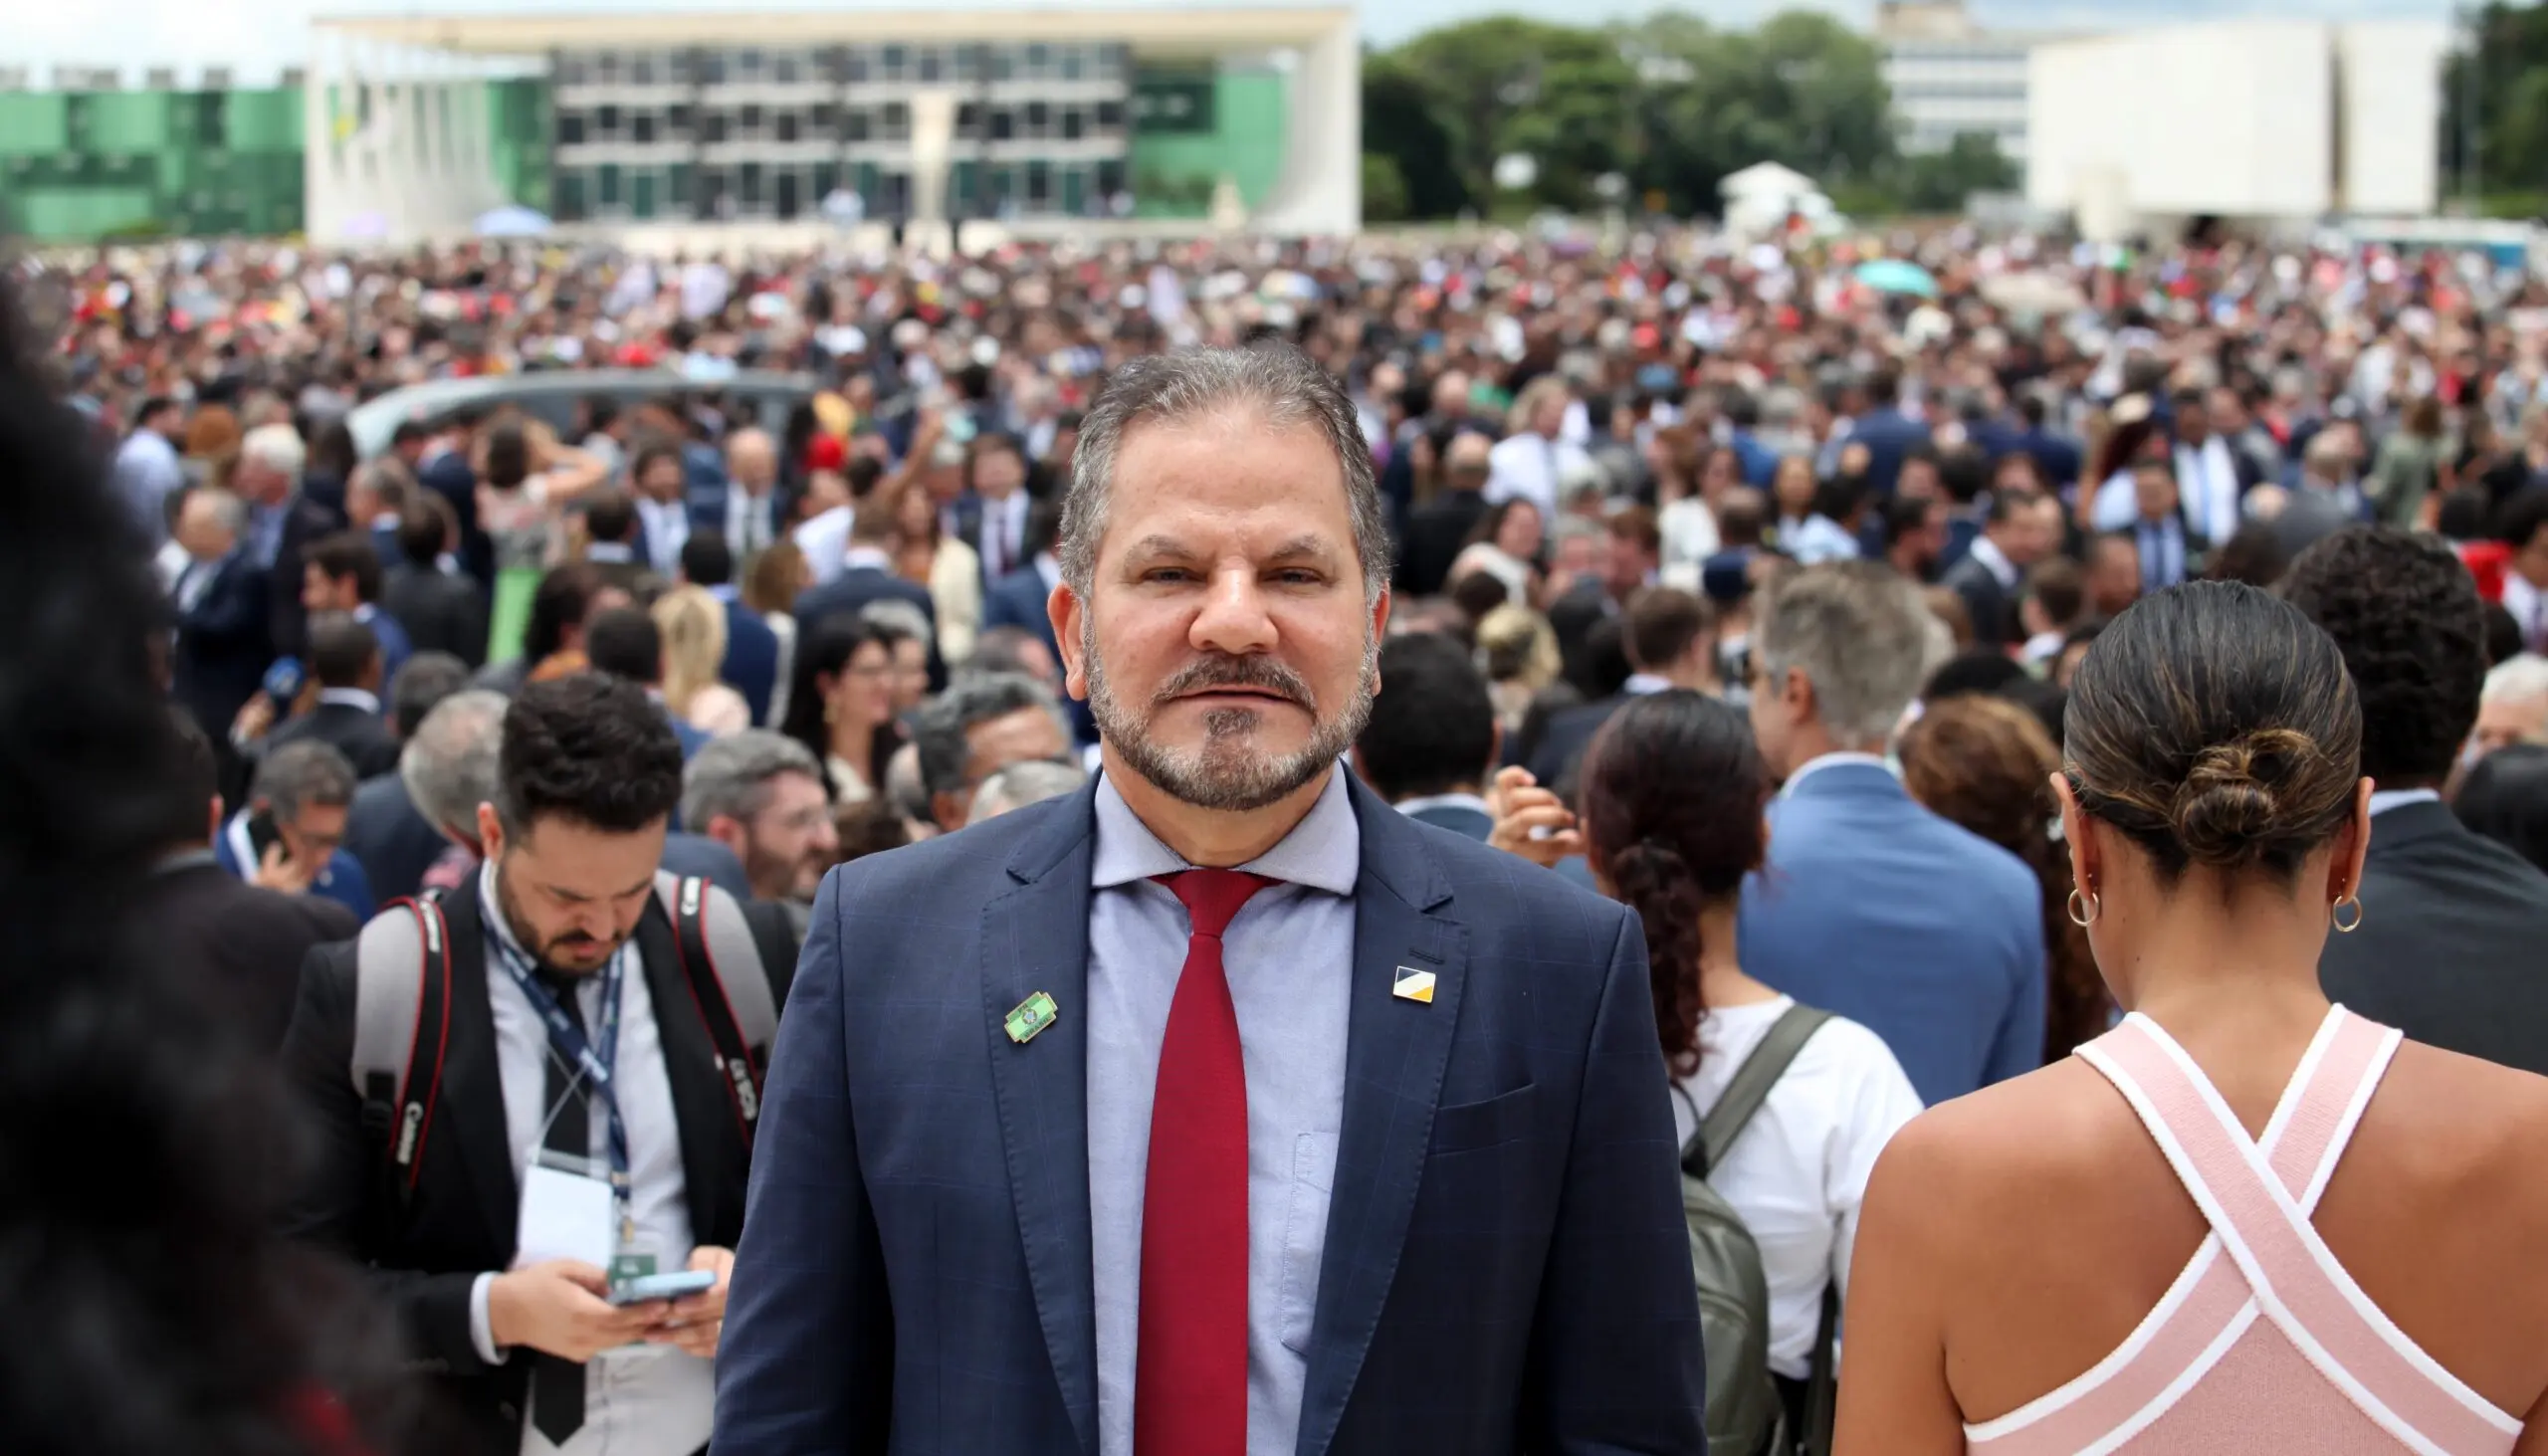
[1669,996,1925,1378]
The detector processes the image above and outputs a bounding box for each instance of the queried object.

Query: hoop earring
[2331,894,2364,935]
[2066,886,2101,928]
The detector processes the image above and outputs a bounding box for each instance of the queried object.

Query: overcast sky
[18,0,2458,84]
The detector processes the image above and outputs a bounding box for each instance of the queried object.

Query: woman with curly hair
[1899,694,2112,1061]
[0,274,421,1452]
[1570,689,1922,1429]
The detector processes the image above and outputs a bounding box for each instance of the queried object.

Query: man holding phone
[282,675,788,1456]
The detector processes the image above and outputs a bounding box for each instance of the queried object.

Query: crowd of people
[7,218,2548,1455]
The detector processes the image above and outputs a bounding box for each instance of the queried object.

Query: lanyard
[491,935,631,1206]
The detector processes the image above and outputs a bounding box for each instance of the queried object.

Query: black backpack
[348,872,783,1207]
[1674,1004,1839,1456]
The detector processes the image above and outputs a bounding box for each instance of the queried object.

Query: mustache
[1155,654,1315,710]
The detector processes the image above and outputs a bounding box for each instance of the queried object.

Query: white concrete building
[306,6,1359,245]
[1875,1,2055,162]
[2026,16,2451,237]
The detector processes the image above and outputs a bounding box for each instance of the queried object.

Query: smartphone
[246,807,284,863]
[609,1269,717,1306]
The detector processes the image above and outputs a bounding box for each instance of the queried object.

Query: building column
[1252,16,1359,236]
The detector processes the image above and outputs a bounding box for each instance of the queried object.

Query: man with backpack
[280,673,795,1456]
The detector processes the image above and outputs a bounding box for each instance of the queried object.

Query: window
[1100,44,1130,80]
[699,51,725,85]
[918,47,943,83]
[595,52,618,84]
[881,44,908,79]
[632,53,656,84]
[633,170,659,219]
[669,163,692,206]
[1060,45,1083,81]
[1062,107,1084,141]
[883,102,910,141]
[956,45,985,83]
[633,112,657,144]
[813,102,839,130]
[1026,159,1050,205]
[598,163,622,208]
[558,111,586,145]
[844,47,870,83]
[702,110,729,143]
[773,54,799,84]
[739,49,763,75]
[1096,157,1126,198]
[957,102,980,136]
[1026,102,1050,135]
[741,161,764,208]
[991,46,1015,82]
[597,104,621,134]
[989,106,1014,141]
[814,161,839,197]
[776,111,799,142]
[842,108,870,143]
[556,169,587,219]
[557,55,589,86]
[742,104,762,131]
[1025,43,1051,74]
[668,104,693,135]
[198,93,228,148]
[1096,100,1124,129]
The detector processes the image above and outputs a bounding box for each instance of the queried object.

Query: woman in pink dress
[1837,580,2548,1455]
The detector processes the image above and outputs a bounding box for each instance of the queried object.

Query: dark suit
[1848,408,1935,498]
[269,699,401,780]
[1403,802,1494,841]
[718,595,782,728]
[982,566,1096,744]
[268,497,345,661]
[171,552,274,743]
[1526,694,1630,793]
[280,887,776,1455]
[1941,550,2018,649]
[418,448,492,591]
[688,482,782,563]
[384,563,490,669]
[344,772,448,906]
[716,773,1705,1455]
[142,854,358,1050]
[793,566,941,668]
[1395,490,1490,598]
[2321,799,2548,1078]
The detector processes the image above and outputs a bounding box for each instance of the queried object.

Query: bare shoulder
[1866,1058,2136,1244]
[2370,1042,2548,1211]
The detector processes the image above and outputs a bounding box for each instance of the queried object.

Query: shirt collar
[587,541,637,563]
[1393,791,1491,820]
[318,687,380,714]
[1622,673,1675,697]
[153,846,221,876]
[842,545,895,572]
[1781,750,1894,796]
[477,859,534,967]
[1091,759,1360,897]
[2368,787,2441,816]
[1968,534,2019,588]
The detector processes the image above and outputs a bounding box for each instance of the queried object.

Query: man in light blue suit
[719,346,1703,1456]
[1739,558,2045,1105]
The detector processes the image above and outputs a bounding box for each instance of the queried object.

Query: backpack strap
[1690,1003,1833,1179]
[350,893,454,1205]
[1800,1281,1840,1456]
[656,872,778,1143]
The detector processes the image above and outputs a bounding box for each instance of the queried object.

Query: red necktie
[1136,868,1274,1456]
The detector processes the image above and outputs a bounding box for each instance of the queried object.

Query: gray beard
[1082,617,1379,813]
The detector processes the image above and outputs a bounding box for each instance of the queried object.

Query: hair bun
[2169,728,2318,867]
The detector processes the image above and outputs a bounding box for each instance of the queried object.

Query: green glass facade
[0,87,304,239]
[1129,60,1290,219]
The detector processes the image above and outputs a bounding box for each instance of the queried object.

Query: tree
[1893,131,2019,213]
[2441,2,2548,205]
[1363,152,1413,223]
[1388,18,1637,210]
[1610,8,1897,216]
[1361,49,1471,220]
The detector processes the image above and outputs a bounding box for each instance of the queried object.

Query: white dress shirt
[466,863,714,1456]
[2368,787,2442,817]
[2174,437,2243,546]
[792,507,854,586]
[636,497,691,575]
[2504,572,2547,655]
[725,488,778,561]
[1484,431,1592,520]
[976,491,1030,580]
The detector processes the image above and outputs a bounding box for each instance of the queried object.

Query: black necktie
[531,969,590,1447]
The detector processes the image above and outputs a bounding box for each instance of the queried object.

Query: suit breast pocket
[1427,1082,1538,1154]
[1278,1132,1339,1354]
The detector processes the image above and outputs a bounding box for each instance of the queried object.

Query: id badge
[516,1156,615,1270]
[609,1248,659,1290]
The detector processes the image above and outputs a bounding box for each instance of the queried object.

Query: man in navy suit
[981,499,1098,743]
[719,347,1704,1455]
[791,502,938,641]
[300,529,414,688]
[1738,559,2044,1104]
[680,534,782,726]
[1352,630,1499,840]
[690,426,785,565]
[169,487,274,747]
[1836,366,1933,499]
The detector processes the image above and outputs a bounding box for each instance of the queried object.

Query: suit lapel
[635,906,740,1243]
[981,783,1103,1456]
[1296,779,1464,1456]
[434,892,526,1249]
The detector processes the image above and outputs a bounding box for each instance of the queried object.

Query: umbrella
[1854,258,1939,299]
[474,204,552,239]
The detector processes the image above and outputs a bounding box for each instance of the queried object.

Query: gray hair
[968,757,1089,824]
[252,738,357,821]
[1755,559,1936,749]
[681,729,825,832]
[398,690,508,840]
[241,422,308,480]
[388,651,474,740]
[2483,652,2548,702]
[858,596,936,655]
[912,671,1069,801]
[1060,345,1388,603]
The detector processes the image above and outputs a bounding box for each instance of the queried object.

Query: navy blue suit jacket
[719,596,782,728]
[172,553,274,740]
[981,565,1097,743]
[1848,409,1935,498]
[718,773,1705,1456]
[1739,760,2044,1105]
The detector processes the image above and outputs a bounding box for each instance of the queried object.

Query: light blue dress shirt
[1086,761,1360,1456]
